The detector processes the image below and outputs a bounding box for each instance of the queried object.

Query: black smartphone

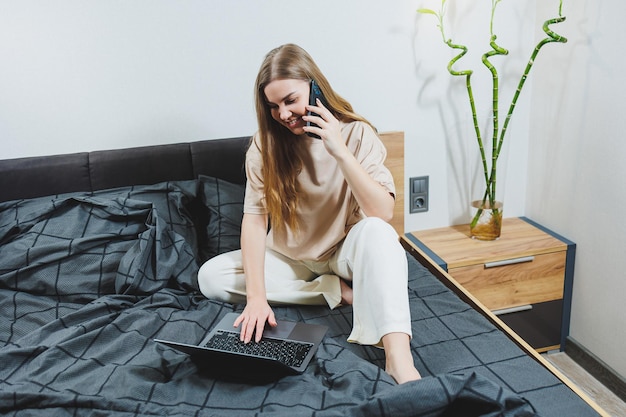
[306,80,327,139]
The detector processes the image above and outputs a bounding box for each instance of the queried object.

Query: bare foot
[386,362,422,384]
[382,332,422,384]
[339,279,353,305]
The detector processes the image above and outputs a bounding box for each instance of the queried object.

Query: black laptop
[155,312,328,381]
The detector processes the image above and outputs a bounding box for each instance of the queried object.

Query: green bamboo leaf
[417,8,437,15]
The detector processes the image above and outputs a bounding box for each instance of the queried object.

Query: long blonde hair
[254,44,374,234]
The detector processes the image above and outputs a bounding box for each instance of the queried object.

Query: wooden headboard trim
[379,131,404,235]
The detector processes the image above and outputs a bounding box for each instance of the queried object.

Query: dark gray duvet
[0,179,598,416]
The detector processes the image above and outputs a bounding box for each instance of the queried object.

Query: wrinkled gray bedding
[0,171,599,416]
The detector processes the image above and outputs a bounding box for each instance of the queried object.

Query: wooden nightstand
[404,217,576,352]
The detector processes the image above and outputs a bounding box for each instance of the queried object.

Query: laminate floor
[544,352,626,417]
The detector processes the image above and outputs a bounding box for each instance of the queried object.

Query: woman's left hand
[303,99,348,158]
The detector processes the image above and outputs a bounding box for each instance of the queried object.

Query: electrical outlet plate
[409,176,429,213]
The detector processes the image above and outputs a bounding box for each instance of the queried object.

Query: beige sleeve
[243,134,268,215]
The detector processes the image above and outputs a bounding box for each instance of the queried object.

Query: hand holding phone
[306,80,327,139]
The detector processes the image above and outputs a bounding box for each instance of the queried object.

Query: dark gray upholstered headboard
[0,136,251,203]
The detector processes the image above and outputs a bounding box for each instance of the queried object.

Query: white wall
[1,0,623,379]
[528,0,626,377]
[0,0,532,231]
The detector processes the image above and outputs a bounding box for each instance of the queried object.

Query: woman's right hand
[233,299,277,343]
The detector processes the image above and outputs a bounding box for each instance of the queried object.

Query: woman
[198,44,421,384]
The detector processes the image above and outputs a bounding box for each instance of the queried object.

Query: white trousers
[197,217,411,346]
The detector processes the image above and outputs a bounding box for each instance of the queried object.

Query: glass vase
[466,118,511,240]
[470,199,503,240]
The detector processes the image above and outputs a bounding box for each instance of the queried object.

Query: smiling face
[264,79,310,136]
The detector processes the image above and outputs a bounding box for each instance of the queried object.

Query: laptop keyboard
[204,329,314,368]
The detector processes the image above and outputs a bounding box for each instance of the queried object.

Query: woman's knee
[351,217,403,256]
[197,258,218,298]
[197,251,240,300]
[358,217,398,241]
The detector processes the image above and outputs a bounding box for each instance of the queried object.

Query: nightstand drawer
[498,299,563,352]
[450,251,566,310]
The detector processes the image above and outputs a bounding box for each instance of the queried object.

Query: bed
[0,132,607,416]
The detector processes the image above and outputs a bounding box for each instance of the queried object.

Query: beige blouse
[244,121,395,262]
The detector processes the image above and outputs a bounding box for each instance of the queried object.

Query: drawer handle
[492,305,533,316]
[484,256,535,268]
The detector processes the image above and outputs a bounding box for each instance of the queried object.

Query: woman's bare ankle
[382,332,422,384]
[339,279,353,305]
[386,363,422,384]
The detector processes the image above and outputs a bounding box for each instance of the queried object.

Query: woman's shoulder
[246,132,262,152]
[245,132,263,166]
[341,121,382,150]
[341,120,378,140]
